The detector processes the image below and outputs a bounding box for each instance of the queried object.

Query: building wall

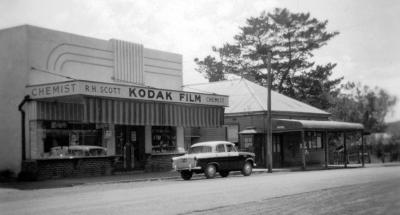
[0,25,185,173]
[197,127,226,142]
[176,126,185,151]
[25,25,183,90]
[308,149,325,164]
[143,48,182,90]
[0,26,29,173]
[281,132,303,166]
[225,115,266,133]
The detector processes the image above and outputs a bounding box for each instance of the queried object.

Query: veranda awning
[30,97,225,127]
[273,119,364,132]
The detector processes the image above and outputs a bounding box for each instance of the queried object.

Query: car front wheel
[204,164,217,179]
[241,161,253,176]
[180,170,193,180]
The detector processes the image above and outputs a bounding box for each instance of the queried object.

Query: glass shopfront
[151,126,177,153]
[34,121,110,158]
[305,131,323,150]
[114,125,145,170]
[31,120,180,170]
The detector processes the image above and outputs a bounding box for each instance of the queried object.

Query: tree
[294,63,342,110]
[329,82,397,132]
[195,8,342,109]
[194,56,225,82]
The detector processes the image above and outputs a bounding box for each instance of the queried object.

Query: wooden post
[361,131,365,167]
[324,131,328,169]
[263,113,267,169]
[301,131,306,170]
[266,52,273,173]
[343,132,347,168]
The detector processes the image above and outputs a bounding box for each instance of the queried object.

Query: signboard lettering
[129,88,173,101]
[31,83,77,97]
[179,93,201,102]
[26,81,228,106]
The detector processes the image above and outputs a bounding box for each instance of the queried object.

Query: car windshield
[226,144,238,152]
[188,146,212,154]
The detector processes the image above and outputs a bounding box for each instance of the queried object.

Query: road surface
[1,166,399,215]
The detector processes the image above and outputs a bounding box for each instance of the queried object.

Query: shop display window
[273,135,281,153]
[306,132,323,150]
[151,126,177,153]
[38,121,107,158]
[243,135,254,152]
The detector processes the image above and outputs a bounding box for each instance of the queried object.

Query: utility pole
[266,52,273,173]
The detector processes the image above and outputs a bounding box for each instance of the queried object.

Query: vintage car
[68,145,107,157]
[47,145,107,158]
[172,141,256,180]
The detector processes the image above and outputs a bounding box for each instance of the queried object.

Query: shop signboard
[26,80,229,106]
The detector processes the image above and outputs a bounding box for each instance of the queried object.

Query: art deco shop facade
[0,25,227,178]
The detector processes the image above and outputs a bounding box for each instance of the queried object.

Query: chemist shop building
[0,25,227,179]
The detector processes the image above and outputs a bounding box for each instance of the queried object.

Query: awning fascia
[273,119,364,132]
[239,126,264,134]
[239,129,260,134]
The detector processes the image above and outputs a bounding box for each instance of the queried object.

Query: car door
[226,143,240,170]
[215,143,229,170]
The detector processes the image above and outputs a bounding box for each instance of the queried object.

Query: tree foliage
[194,7,397,131]
[329,82,397,132]
[194,56,225,82]
[194,8,342,109]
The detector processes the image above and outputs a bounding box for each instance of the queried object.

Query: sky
[1,0,399,121]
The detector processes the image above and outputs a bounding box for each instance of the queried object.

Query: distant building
[185,78,366,168]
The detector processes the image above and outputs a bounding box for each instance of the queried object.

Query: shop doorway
[251,134,283,168]
[115,125,145,170]
[272,134,284,168]
[253,134,265,168]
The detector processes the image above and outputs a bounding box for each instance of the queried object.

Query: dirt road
[1,166,399,215]
[185,177,400,214]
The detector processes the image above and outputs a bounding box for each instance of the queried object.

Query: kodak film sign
[26,80,228,107]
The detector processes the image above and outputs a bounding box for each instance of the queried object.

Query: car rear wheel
[219,170,229,178]
[204,164,217,179]
[241,161,253,176]
[180,170,193,180]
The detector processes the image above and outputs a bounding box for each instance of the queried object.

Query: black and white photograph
[0,0,399,214]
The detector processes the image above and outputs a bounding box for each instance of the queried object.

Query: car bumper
[173,164,202,171]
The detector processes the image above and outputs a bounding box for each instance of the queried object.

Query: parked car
[172,141,256,180]
[67,145,107,157]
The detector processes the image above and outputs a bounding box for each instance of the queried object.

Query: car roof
[191,141,234,148]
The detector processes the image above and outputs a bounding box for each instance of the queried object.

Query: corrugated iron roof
[184,78,330,115]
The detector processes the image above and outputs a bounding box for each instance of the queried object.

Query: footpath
[1,162,399,190]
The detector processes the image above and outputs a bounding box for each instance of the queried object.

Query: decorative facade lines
[56,53,113,70]
[112,39,144,84]
[144,70,182,77]
[46,43,113,72]
[60,60,114,71]
[144,56,182,65]
[144,64,181,72]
